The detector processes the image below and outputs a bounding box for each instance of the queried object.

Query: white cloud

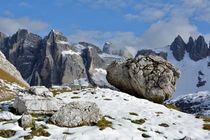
[75,0,133,9]
[68,30,141,55]
[140,18,198,48]
[19,2,31,8]
[0,17,49,35]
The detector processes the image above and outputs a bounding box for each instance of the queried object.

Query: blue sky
[0,0,210,50]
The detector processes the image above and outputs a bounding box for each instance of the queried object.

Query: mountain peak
[46,29,68,43]
[170,35,186,61]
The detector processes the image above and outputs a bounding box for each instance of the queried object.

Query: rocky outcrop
[102,42,133,58]
[106,55,180,103]
[169,35,209,61]
[168,91,210,117]
[1,29,42,81]
[0,51,29,87]
[0,29,88,87]
[13,86,64,114]
[79,42,102,53]
[135,49,167,60]
[81,47,105,86]
[50,101,102,127]
[32,30,87,87]
[170,35,186,61]
[188,36,209,61]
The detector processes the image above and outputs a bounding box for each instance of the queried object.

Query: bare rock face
[106,55,180,103]
[50,101,102,127]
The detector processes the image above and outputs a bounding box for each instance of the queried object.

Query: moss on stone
[131,119,145,125]
[0,129,16,138]
[96,117,112,130]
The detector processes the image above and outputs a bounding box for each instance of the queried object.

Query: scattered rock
[29,86,53,97]
[50,101,102,127]
[13,92,64,115]
[18,113,33,128]
[0,111,18,121]
[106,55,180,103]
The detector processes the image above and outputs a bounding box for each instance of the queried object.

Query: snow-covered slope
[155,46,210,97]
[0,88,209,140]
[168,91,210,117]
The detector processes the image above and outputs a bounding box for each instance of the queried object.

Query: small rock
[50,101,102,127]
[29,86,53,97]
[0,111,18,121]
[18,113,33,128]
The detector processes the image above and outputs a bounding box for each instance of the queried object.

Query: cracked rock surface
[50,101,102,127]
[106,55,180,103]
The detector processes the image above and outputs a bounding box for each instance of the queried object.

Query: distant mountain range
[0,29,132,88]
[1,29,210,97]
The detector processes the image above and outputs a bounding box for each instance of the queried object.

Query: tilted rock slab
[106,55,180,103]
[13,86,64,114]
[50,101,102,127]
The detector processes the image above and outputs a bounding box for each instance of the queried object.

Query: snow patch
[62,50,80,56]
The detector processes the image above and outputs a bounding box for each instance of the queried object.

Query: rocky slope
[0,51,28,101]
[0,88,209,139]
[0,51,29,88]
[167,91,210,118]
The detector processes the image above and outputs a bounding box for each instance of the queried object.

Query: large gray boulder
[13,87,64,114]
[106,55,180,103]
[50,101,102,127]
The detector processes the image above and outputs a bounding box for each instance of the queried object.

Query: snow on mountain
[167,91,210,117]
[154,46,210,97]
[62,50,81,56]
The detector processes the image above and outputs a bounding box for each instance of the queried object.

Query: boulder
[18,113,33,128]
[29,86,53,97]
[0,111,18,121]
[50,101,102,127]
[106,55,180,103]
[13,90,64,114]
